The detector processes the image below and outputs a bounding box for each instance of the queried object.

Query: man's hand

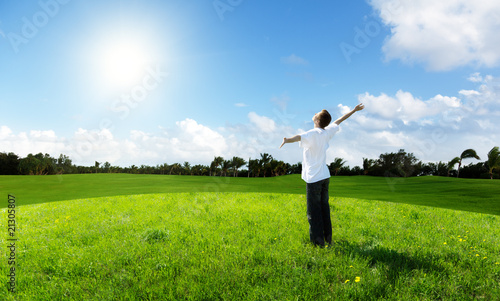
[280,135,301,148]
[354,103,365,111]
[279,138,287,148]
[334,103,364,125]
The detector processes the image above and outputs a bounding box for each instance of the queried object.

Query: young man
[280,103,364,246]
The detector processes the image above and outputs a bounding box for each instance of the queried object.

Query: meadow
[1,174,500,215]
[1,175,499,299]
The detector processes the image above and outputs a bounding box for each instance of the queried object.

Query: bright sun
[96,36,153,90]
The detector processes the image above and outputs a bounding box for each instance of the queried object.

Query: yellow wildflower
[355,277,361,282]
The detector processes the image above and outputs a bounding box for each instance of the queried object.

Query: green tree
[362,158,375,175]
[447,157,460,177]
[487,146,500,179]
[102,161,111,173]
[211,156,224,176]
[259,153,272,177]
[129,165,139,174]
[221,160,231,177]
[269,159,288,176]
[0,152,20,175]
[18,153,55,175]
[248,159,260,177]
[457,149,480,178]
[169,163,181,175]
[230,156,246,177]
[373,149,420,177]
[56,154,74,174]
[329,158,346,176]
[183,161,192,175]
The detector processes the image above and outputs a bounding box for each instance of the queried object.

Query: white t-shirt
[299,123,340,183]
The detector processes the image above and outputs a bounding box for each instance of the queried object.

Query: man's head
[313,109,331,129]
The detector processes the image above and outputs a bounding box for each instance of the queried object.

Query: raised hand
[355,103,365,111]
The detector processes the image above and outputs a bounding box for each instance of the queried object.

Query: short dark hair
[318,109,331,128]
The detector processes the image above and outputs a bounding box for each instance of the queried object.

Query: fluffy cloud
[1,76,498,168]
[370,0,500,70]
[0,113,296,167]
[338,73,500,163]
[248,112,277,133]
[359,90,460,124]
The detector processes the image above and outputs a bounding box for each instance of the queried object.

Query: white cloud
[248,112,277,133]
[172,118,228,156]
[0,126,12,139]
[234,103,248,107]
[359,90,461,124]
[281,54,309,66]
[459,90,480,97]
[468,72,483,83]
[370,0,500,70]
[1,76,498,169]
[29,130,57,140]
[0,114,294,167]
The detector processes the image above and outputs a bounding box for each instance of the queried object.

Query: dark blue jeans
[306,178,332,246]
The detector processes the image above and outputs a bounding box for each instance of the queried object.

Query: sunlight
[97,36,152,89]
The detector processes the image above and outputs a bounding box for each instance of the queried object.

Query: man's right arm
[279,135,301,148]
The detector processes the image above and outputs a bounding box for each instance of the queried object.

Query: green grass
[1,174,500,215]
[1,193,499,300]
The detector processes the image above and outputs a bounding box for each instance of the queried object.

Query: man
[280,103,364,246]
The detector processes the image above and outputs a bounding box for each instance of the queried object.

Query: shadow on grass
[334,239,447,298]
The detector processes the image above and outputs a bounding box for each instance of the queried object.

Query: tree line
[1,146,499,179]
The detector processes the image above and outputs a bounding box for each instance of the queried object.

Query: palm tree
[329,157,346,176]
[259,153,273,177]
[231,156,246,177]
[270,160,288,176]
[159,163,169,175]
[447,157,460,177]
[487,146,500,179]
[211,156,224,176]
[362,158,375,175]
[183,161,192,175]
[248,159,260,177]
[169,163,181,175]
[221,160,231,177]
[457,149,480,178]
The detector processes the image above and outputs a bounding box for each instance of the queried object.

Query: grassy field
[1,192,499,300]
[1,174,500,215]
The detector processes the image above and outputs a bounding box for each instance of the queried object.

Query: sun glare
[99,37,152,89]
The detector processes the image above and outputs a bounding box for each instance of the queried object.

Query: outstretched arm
[333,103,364,125]
[279,135,301,148]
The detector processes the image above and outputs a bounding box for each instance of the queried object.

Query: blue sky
[1,0,499,167]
